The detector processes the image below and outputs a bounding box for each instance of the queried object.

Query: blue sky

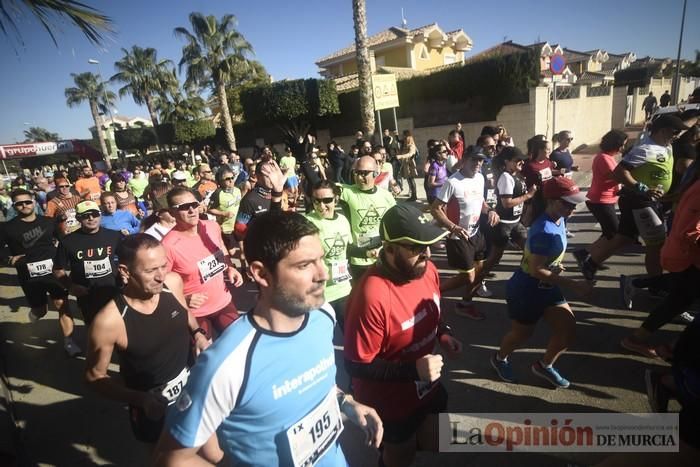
[1,0,698,143]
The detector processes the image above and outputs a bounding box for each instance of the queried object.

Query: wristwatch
[191,327,207,339]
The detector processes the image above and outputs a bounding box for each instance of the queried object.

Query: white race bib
[486,188,497,206]
[330,260,351,283]
[197,249,227,283]
[513,203,523,217]
[151,367,189,405]
[27,258,53,278]
[84,257,112,278]
[65,209,79,231]
[286,389,343,467]
[539,167,553,181]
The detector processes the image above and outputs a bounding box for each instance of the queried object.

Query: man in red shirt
[344,204,462,467]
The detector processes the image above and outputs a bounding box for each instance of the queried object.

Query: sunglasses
[354,170,374,177]
[394,242,429,255]
[313,197,335,205]
[222,177,235,182]
[374,158,383,163]
[78,211,101,220]
[173,201,200,211]
[58,184,71,188]
[13,200,34,207]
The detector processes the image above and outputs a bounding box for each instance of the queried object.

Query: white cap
[172,171,187,181]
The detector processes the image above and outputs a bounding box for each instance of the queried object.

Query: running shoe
[491,353,517,383]
[619,274,636,310]
[28,309,46,323]
[566,229,575,238]
[484,272,497,279]
[572,249,596,280]
[475,280,493,298]
[644,369,669,413]
[674,311,695,324]
[531,361,570,388]
[620,336,658,358]
[64,337,82,358]
[454,301,485,320]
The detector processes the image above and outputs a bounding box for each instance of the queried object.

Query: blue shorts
[285,175,299,189]
[506,271,566,325]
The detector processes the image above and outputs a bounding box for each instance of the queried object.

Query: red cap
[542,176,586,204]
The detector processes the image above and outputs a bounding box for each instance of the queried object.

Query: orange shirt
[75,177,102,203]
[661,180,700,272]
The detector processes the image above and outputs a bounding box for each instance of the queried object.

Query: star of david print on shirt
[356,205,388,230]
[323,233,348,259]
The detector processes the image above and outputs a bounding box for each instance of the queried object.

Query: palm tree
[65,71,116,168]
[1,0,113,46]
[111,46,176,133]
[155,88,207,123]
[23,126,60,142]
[352,0,375,138]
[174,12,253,151]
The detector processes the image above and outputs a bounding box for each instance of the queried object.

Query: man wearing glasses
[45,176,84,236]
[1,189,81,356]
[339,155,396,282]
[344,204,461,467]
[193,164,217,200]
[54,200,122,326]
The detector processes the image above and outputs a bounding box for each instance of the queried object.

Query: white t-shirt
[436,171,484,238]
[375,162,394,191]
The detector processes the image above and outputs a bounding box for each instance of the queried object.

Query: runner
[53,200,122,325]
[431,148,500,320]
[305,180,353,329]
[192,164,217,201]
[279,146,299,210]
[154,211,383,466]
[340,155,396,281]
[74,164,102,203]
[85,234,221,459]
[344,203,460,467]
[207,167,242,257]
[99,192,140,235]
[162,187,244,339]
[491,177,592,388]
[373,149,402,196]
[0,189,80,356]
[45,176,82,236]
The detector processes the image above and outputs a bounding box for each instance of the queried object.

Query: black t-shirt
[0,216,59,280]
[235,186,272,240]
[496,172,527,222]
[55,228,122,289]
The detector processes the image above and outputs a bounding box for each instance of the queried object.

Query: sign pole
[548,53,566,139]
[552,79,557,137]
[376,110,383,141]
[392,107,399,135]
[1,160,9,177]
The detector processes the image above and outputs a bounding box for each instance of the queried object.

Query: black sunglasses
[13,200,34,207]
[173,201,200,211]
[78,211,101,220]
[222,177,235,182]
[58,184,71,188]
[354,170,374,177]
[313,197,335,205]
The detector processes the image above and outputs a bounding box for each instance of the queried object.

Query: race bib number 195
[286,389,343,467]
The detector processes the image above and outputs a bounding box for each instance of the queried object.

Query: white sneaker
[676,312,695,324]
[28,309,42,323]
[64,338,82,357]
[476,280,493,298]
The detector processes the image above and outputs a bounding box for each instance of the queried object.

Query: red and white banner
[0,141,75,159]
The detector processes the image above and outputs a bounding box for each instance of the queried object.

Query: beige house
[316,23,473,79]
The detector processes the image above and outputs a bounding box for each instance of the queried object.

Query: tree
[65,71,116,168]
[111,46,176,149]
[23,126,60,142]
[225,59,269,119]
[155,88,207,123]
[114,127,156,154]
[352,0,375,138]
[1,0,113,47]
[682,50,700,77]
[174,12,254,151]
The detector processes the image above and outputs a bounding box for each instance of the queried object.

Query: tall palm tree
[174,12,253,151]
[352,0,375,138]
[155,88,207,123]
[111,46,175,130]
[65,71,116,168]
[23,126,60,142]
[1,0,113,46]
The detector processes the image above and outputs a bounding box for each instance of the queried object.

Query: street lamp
[88,58,116,160]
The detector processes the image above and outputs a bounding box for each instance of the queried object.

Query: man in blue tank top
[154,212,383,466]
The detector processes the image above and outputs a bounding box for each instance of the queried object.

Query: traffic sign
[550,54,566,75]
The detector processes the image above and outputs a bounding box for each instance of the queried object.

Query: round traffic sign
[550,54,566,75]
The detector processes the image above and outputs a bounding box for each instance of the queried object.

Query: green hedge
[114,127,156,152]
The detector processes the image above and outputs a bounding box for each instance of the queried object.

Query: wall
[413,44,459,71]
[611,85,628,129]
[376,46,410,68]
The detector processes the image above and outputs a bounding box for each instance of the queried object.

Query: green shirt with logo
[305,211,353,302]
[127,177,148,199]
[211,187,242,234]
[623,135,674,192]
[279,155,298,179]
[340,185,396,266]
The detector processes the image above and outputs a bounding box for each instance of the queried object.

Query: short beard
[269,281,325,318]
[395,253,428,280]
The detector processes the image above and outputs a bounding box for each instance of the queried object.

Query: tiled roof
[577,71,608,84]
[462,41,530,64]
[562,48,592,63]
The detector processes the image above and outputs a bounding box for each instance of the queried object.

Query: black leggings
[406,177,417,199]
[641,265,700,333]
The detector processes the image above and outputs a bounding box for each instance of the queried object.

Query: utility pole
[672,0,687,105]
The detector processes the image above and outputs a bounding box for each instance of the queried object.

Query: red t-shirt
[587,152,620,204]
[344,261,442,421]
[162,220,232,317]
[522,158,554,188]
[661,180,700,272]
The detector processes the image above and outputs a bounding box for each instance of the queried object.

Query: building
[316,23,472,80]
[89,115,152,157]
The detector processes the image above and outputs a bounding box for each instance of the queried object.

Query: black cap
[466,146,487,160]
[380,204,448,245]
[651,114,689,132]
[500,146,528,161]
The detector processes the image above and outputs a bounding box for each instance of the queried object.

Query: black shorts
[382,384,448,445]
[491,222,528,248]
[221,232,238,251]
[618,194,665,246]
[445,231,486,273]
[129,404,164,444]
[19,274,68,308]
[585,201,619,240]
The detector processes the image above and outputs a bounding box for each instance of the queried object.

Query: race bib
[27,258,53,278]
[486,189,497,206]
[330,260,351,283]
[513,203,523,216]
[84,257,112,278]
[65,209,79,231]
[415,380,438,400]
[89,192,101,201]
[197,249,227,283]
[286,389,343,467]
[539,167,553,181]
[151,367,189,405]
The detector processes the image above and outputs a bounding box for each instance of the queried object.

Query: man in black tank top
[85,234,222,461]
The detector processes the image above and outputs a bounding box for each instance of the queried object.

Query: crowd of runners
[1,93,699,465]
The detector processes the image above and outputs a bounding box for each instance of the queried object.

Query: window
[444,54,456,65]
[374,55,385,67]
[419,45,429,60]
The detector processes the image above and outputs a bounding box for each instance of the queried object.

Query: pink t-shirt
[162,220,231,317]
[587,152,620,204]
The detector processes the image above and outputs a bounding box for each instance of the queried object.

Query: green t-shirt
[279,155,297,179]
[623,136,674,192]
[339,184,396,266]
[305,211,353,302]
[128,177,148,199]
[211,187,242,234]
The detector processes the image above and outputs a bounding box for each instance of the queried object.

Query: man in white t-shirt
[431,148,499,320]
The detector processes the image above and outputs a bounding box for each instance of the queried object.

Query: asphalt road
[0,166,687,466]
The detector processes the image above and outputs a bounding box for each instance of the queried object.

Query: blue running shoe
[531,360,570,388]
[491,353,517,383]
